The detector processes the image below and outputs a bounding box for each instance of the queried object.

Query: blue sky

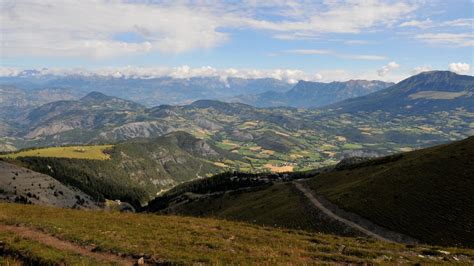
[0,0,472,82]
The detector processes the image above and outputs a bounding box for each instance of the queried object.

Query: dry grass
[264,163,294,173]
[0,145,113,160]
[1,203,472,264]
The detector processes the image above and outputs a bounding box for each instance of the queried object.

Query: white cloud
[284,49,387,61]
[342,55,387,61]
[412,65,432,74]
[0,65,414,83]
[285,49,331,55]
[400,18,473,29]
[377,62,400,77]
[449,63,470,75]
[415,33,474,47]
[316,68,405,83]
[400,19,433,29]
[344,40,370,45]
[1,0,228,58]
[0,0,419,58]
[239,0,418,38]
[442,18,474,27]
[0,66,320,84]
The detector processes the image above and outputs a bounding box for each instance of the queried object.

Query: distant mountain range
[231,80,394,108]
[0,71,473,173]
[0,75,292,106]
[0,74,394,109]
[0,85,84,119]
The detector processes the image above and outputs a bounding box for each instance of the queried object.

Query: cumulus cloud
[1,0,228,58]
[449,63,470,75]
[377,62,400,77]
[0,0,419,58]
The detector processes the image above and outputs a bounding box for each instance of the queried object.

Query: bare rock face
[194,116,223,130]
[102,121,172,140]
[192,140,220,157]
[231,130,254,141]
[25,123,75,139]
[0,161,98,209]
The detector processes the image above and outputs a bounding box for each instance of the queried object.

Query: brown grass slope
[307,136,474,247]
[1,203,473,264]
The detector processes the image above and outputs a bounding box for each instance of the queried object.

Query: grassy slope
[306,136,474,247]
[161,182,362,237]
[0,230,103,265]
[1,203,472,264]
[0,145,113,160]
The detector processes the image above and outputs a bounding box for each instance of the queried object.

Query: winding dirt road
[0,224,135,265]
[293,181,395,243]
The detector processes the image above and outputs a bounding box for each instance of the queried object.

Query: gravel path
[294,181,399,243]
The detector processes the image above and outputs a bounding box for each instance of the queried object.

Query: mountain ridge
[231,79,394,108]
[325,71,474,113]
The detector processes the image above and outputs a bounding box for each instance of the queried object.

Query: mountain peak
[326,70,474,114]
[400,70,466,84]
[395,71,473,91]
[80,91,113,102]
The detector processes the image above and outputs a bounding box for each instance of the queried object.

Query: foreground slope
[144,170,366,237]
[1,203,473,264]
[306,136,474,247]
[146,137,474,248]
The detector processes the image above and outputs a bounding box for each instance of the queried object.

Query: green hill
[326,71,474,114]
[4,132,247,206]
[305,136,474,247]
[144,169,366,237]
[1,203,473,264]
[145,137,474,248]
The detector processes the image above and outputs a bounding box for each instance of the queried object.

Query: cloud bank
[0,66,322,84]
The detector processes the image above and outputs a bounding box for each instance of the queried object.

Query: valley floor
[1,203,473,264]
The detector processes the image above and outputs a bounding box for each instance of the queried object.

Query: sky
[0,0,473,83]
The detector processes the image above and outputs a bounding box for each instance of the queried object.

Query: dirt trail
[293,181,395,243]
[0,224,135,265]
